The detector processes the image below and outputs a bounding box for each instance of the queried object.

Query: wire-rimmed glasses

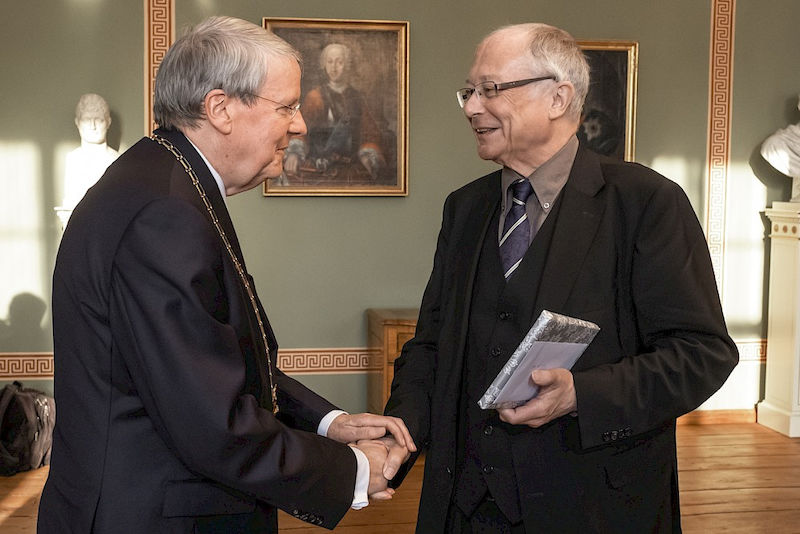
[456,76,556,108]
[245,93,301,119]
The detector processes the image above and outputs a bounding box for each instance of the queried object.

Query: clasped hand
[327,413,416,500]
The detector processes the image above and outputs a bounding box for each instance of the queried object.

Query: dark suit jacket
[38,129,356,533]
[385,145,738,533]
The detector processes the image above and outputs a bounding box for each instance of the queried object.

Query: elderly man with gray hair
[39,16,413,534]
[381,22,737,533]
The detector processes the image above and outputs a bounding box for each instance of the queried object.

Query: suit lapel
[154,129,277,407]
[535,146,606,313]
[452,172,501,361]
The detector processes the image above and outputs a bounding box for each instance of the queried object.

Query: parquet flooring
[1,423,798,533]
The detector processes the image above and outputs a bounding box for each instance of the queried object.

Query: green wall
[0,1,796,412]
[177,0,714,348]
[725,0,800,340]
[0,2,144,351]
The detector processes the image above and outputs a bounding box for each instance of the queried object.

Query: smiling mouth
[474,127,497,135]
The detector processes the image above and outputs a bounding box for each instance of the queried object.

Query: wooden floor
[2,423,798,533]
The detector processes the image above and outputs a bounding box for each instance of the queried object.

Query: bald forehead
[484,26,528,44]
[470,29,535,81]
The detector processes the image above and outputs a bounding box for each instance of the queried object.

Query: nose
[291,110,308,136]
[462,90,484,118]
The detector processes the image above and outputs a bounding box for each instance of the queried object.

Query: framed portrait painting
[263,17,409,196]
[577,41,638,161]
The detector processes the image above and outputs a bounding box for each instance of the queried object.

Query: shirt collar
[186,137,227,204]
[501,135,579,212]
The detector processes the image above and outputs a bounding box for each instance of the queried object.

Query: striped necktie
[499,179,534,279]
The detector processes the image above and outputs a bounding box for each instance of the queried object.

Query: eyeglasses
[245,93,301,119]
[456,76,556,108]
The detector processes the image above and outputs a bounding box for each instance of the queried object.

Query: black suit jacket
[38,129,356,533]
[385,145,738,533]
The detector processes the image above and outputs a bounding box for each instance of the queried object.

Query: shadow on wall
[0,293,52,353]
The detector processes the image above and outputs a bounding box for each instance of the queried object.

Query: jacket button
[602,432,610,442]
[490,346,502,357]
[484,425,494,436]
[445,466,452,475]
[498,311,511,320]
[483,465,494,474]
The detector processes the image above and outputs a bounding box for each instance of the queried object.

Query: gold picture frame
[577,40,638,161]
[263,17,409,196]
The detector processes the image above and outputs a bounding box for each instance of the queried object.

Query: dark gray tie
[499,179,534,279]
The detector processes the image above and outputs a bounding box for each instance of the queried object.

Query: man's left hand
[497,368,577,428]
[328,413,416,453]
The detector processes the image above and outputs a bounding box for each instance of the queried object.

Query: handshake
[327,413,417,501]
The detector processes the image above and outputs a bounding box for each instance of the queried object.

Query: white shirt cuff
[349,445,370,509]
[317,409,347,437]
[318,410,369,509]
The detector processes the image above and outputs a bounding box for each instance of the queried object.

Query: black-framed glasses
[456,76,556,108]
[245,93,301,119]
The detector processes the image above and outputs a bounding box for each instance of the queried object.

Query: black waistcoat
[452,194,563,523]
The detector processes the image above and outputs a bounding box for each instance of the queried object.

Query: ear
[203,89,233,134]
[549,81,575,120]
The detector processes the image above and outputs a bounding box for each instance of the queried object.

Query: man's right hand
[352,440,395,500]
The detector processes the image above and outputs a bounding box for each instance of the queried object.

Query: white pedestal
[758,201,800,436]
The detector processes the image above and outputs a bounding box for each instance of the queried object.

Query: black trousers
[446,496,525,534]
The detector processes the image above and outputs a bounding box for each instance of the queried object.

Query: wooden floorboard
[1,423,798,533]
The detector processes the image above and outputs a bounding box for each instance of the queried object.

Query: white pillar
[758,201,800,436]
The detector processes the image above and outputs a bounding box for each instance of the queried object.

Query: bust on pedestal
[761,95,800,201]
[54,93,119,231]
[759,99,800,436]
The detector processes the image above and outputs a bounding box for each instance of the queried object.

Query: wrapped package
[478,310,600,410]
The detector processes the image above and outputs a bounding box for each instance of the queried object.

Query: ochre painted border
[705,0,735,293]
[0,354,54,379]
[277,348,381,374]
[0,340,765,379]
[144,0,174,134]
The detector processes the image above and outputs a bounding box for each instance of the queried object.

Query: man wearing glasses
[39,16,414,534]
[381,23,737,532]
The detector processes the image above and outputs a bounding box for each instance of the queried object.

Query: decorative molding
[0,339,764,380]
[278,348,381,374]
[705,0,736,294]
[770,221,800,239]
[737,339,767,362]
[0,354,54,379]
[144,0,174,134]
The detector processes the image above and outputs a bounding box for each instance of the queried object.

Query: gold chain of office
[149,133,279,415]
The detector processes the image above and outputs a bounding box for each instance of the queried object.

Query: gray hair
[487,23,589,119]
[154,16,301,130]
[75,93,110,121]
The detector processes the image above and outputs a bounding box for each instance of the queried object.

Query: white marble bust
[761,95,800,202]
[62,93,119,210]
